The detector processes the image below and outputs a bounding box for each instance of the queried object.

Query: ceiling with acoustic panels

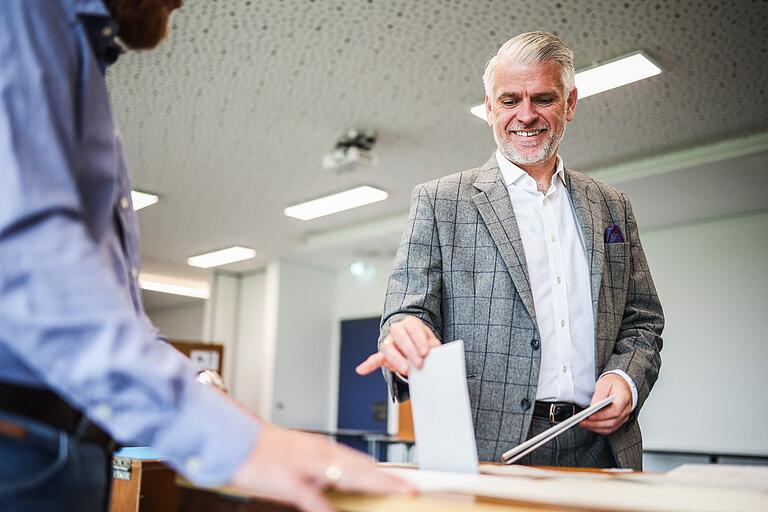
[106,0,768,273]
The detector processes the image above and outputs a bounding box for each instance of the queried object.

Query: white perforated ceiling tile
[106,0,768,269]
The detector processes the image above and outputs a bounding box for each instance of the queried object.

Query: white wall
[203,273,240,385]
[639,211,768,457]
[147,302,205,341]
[269,260,337,430]
[232,271,269,417]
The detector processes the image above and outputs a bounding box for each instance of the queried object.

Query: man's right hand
[231,423,414,512]
[355,316,441,377]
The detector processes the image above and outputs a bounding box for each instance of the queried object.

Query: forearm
[0,216,259,485]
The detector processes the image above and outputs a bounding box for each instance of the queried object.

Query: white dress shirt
[496,150,637,409]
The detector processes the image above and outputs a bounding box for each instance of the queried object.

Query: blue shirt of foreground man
[0,1,411,511]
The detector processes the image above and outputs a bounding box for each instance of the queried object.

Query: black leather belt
[533,401,585,424]
[0,381,116,449]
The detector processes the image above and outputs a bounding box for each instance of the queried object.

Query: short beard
[494,125,564,166]
[104,0,174,50]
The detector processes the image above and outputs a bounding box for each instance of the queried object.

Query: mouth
[510,129,547,138]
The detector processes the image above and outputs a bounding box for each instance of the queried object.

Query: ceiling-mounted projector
[322,128,378,172]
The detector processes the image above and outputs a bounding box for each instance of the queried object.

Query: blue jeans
[0,411,112,512]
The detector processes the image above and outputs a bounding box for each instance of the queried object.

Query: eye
[501,99,519,107]
[536,97,554,105]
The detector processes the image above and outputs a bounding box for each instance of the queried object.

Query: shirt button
[186,457,202,473]
[562,366,567,374]
[120,196,130,209]
[560,319,566,327]
[549,235,556,242]
[520,398,531,411]
[556,276,562,284]
[530,339,540,350]
[102,26,113,37]
[132,267,139,279]
[93,404,112,421]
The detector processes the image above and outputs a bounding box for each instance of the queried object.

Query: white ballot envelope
[501,395,615,464]
[408,340,479,474]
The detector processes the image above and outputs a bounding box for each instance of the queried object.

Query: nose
[516,98,538,126]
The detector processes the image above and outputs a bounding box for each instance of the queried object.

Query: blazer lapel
[471,155,537,325]
[564,169,606,362]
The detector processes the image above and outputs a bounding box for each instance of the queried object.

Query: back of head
[483,31,575,98]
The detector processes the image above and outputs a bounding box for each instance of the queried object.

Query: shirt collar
[72,0,111,17]
[75,0,124,73]
[495,149,565,191]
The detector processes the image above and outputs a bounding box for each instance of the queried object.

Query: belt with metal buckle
[533,401,585,424]
[0,381,117,450]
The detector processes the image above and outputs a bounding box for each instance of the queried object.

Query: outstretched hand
[231,423,415,512]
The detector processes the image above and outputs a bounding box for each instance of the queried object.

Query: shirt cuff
[601,370,638,411]
[150,382,261,486]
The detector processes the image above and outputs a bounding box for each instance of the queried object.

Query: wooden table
[173,468,610,512]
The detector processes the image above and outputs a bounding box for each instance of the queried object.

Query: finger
[390,324,423,368]
[402,318,439,357]
[355,353,385,375]
[293,483,335,512]
[380,338,410,374]
[331,455,416,495]
[586,405,622,421]
[580,417,618,428]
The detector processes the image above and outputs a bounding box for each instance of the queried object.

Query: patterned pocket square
[605,224,625,243]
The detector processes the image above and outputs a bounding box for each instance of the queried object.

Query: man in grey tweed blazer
[357,32,664,470]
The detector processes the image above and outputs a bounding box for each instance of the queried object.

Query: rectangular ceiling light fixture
[187,246,257,269]
[470,51,661,120]
[131,190,160,211]
[138,273,210,299]
[283,185,389,221]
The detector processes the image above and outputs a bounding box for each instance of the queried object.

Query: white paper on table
[663,464,768,493]
[382,466,768,512]
[408,340,478,474]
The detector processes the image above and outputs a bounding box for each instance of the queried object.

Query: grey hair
[482,31,575,99]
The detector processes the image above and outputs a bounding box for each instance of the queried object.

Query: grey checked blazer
[379,155,664,470]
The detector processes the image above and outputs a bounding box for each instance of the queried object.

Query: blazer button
[530,339,540,350]
[520,398,531,411]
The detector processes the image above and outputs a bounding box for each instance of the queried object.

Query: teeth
[513,130,544,137]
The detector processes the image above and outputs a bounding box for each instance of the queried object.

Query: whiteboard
[638,211,768,456]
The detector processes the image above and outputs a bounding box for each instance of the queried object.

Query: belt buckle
[548,403,575,424]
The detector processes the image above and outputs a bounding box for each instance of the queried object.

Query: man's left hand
[579,374,632,435]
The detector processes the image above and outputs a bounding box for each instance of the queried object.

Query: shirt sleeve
[0,0,259,486]
[600,370,638,411]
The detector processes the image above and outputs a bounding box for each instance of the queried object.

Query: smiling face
[485,59,577,172]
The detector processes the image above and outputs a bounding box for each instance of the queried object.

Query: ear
[484,95,493,126]
[565,87,578,122]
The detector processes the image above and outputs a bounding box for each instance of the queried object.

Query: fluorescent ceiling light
[284,186,389,221]
[576,51,661,98]
[187,246,257,269]
[131,190,159,211]
[139,273,210,299]
[470,51,661,120]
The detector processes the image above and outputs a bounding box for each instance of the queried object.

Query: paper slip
[408,340,479,473]
[501,395,615,464]
[383,467,768,512]
[664,464,768,493]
